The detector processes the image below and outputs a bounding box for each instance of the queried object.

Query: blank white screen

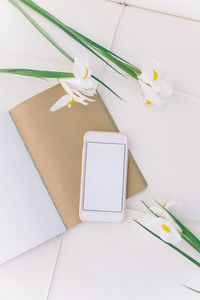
[83,142,125,212]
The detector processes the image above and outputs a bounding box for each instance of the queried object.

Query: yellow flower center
[162,224,171,233]
[146,99,151,104]
[65,97,74,106]
[153,70,158,81]
[83,67,89,79]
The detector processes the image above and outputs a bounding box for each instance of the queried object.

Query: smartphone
[79,131,128,222]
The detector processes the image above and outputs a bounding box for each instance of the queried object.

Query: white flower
[151,205,174,221]
[138,58,173,106]
[143,203,182,244]
[162,201,176,210]
[144,214,182,244]
[50,54,96,112]
[50,94,74,112]
[73,54,92,79]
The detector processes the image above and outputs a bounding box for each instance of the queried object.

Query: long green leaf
[92,48,139,79]
[18,0,125,64]
[8,0,73,63]
[133,219,200,268]
[0,68,122,99]
[180,284,200,293]
[62,28,141,77]
[8,0,122,99]
[0,69,74,78]
[141,201,159,217]
[141,200,200,253]
[155,201,200,253]
[65,27,141,72]
[17,0,130,77]
[92,75,123,100]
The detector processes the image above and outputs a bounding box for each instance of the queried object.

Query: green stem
[155,201,200,253]
[181,232,200,253]
[0,69,74,78]
[141,201,159,217]
[8,0,122,99]
[18,0,140,78]
[92,75,123,100]
[180,284,200,294]
[134,219,200,268]
[8,0,74,63]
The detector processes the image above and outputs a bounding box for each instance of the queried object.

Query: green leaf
[18,0,138,78]
[0,69,122,99]
[8,0,74,63]
[62,25,138,67]
[155,201,200,253]
[7,0,122,99]
[0,69,74,78]
[17,0,125,77]
[92,75,123,101]
[92,47,139,79]
[133,219,200,268]
[180,284,200,293]
[61,28,141,77]
[141,200,159,217]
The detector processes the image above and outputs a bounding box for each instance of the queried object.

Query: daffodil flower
[138,58,173,106]
[50,54,96,112]
[144,214,182,244]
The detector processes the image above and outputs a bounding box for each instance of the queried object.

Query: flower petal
[50,94,73,112]
[139,80,162,106]
[81,88,96,97]
[73,54,92,79]
[57,56,96,110]
[143,214,161,230]
[74,91,96,106]
[58,78,74,97]
[140,58,164,83]
[139,65,154,83]
[139,57,173,106]
[150,206,170,219]
[64,77,97,97]
[162,201,175,209]
[159,220,182,244]
[150,206,182,233]
[152,79,173,97]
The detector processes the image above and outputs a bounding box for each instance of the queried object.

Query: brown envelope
[10,84,146,228]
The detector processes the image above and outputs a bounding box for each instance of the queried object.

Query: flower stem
[134,219,200,268]
[18,0,141,78]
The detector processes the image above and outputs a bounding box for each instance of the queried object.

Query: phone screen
[82,142,126,212]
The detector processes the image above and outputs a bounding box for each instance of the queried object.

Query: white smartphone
[79,131,128,222]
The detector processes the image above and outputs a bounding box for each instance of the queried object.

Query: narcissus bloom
[162,201,175,209]
[144,213,182,244]
[143,203,182,245]
[50,54,96,112]
[138,58,173,106]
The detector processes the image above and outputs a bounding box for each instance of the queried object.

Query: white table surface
[0,0,199,299]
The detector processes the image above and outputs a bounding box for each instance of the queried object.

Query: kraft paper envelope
[10,84,147,229]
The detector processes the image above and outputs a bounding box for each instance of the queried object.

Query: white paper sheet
[0,112,66,264]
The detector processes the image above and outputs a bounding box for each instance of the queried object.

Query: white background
[0,0,199,299]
